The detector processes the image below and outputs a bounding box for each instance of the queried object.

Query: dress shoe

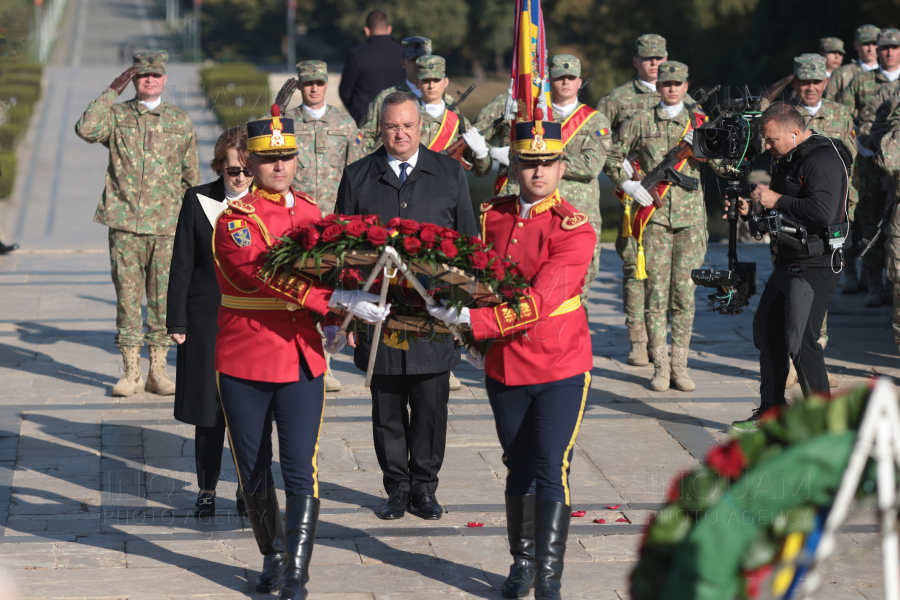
[279,495,320,600]
[195,492,215,517]
[379,490,410,520]
[410,492,442,520]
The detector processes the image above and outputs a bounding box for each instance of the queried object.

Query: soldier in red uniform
[428,117,595,600]
[213,106,389,599]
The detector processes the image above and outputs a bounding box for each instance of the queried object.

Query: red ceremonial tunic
[468,191,596,386]
[213,187,335,383]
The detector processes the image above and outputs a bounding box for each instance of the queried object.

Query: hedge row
[199,63,270,130]
[0,61,43,200]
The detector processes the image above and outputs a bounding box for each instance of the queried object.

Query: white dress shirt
[423,101,445,119]
[881,66,900,82]
[551,100,578,119]
[660,100,684,118]
[303,103,327,119]
[386,149,420,180]
[801,101,822,116]
[639,79,657,92]
[861,60,879,72]
[225,185,250,200]
[140,97,162,111]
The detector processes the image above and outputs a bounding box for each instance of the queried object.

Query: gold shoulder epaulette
[480,194,518,213]
[551,203,590,230]
[227,199,256,214]
[295,191,317,206]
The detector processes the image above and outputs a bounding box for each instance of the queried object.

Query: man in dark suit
[335,91,478,520]
[338,10,406,125]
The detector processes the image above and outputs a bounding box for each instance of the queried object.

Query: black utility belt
[777,234,827,260]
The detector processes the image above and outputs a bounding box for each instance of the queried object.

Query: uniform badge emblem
[562,212,589,230]
[227,199,255,214]
[231,227,252,247]
[270,116,286,147]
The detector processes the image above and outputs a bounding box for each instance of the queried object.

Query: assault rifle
[631,85,720,208]
[860,189,896,258]
[443,84,479,170]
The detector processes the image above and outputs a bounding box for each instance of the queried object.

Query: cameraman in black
[731,103,852,432]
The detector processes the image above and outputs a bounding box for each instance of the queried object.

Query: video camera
[690,86,764,315]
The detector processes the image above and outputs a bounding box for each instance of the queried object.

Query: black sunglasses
[225,167,252,177]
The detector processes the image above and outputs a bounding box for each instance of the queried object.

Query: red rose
[299,225,320,250]
[490,262,507,281]
[403,236,423,254]
[347,214,364,221]
[321,223,344,243]
[441,228,461,240]
[439,238,458,259]
[345,220,368,237]
[367,225,388,246]
[706,440,747,480]
[399,219,420,234]
[419,228,438,248]
[386,217,403,229]
[323,213,341,222]
[471,250,489,270]
[421,222,442,233]
[316,219,333,228]
[363,214,380,225]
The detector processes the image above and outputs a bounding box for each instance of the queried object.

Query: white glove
[857,137,875,158]
[426,300,471,326]
[462,129,489,159]
[464,347,485,369]
[683,131,694,146]
[621,180,654,207]
[621,159,634,179]
[490,145,510,167]
[328,289,392,323]
[323,325,346,354]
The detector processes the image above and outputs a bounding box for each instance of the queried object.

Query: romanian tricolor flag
[509,0,553,144]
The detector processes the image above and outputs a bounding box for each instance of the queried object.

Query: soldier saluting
[75,51,199,397]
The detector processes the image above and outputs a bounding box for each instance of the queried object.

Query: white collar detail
[406,80,423,98]
[386,149,420,179]
[881,66,900,82]
[140,97,162,111]
[551,100,578,119]
[660,101,684,118]
[639,79,657,92]
[303,103,327,119]
[423,100,445,119]
[802,101,822,115]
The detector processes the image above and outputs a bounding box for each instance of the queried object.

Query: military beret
[416,55,445,80]
[878,28,900,47]
[657,61,688,83]
[747,170,771,185]
[296,60,328,83]
[401,37,432,61]
[856,24,881,44]
[819,37,845,54]
[635,34,667,58]
[550,55,581,78]
[794,53,827,81]
[133,50,167,76]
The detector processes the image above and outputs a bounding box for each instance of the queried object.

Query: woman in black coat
[166,127,252,517]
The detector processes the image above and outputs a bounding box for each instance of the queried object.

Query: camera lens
[700,129,727,155]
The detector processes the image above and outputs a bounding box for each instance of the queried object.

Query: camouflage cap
[819,37,845,54]
[856,24,881,44]
[878,28,900,47]
[296,60,328,83]
[794,53,827,81]
[550,55,581,78]
[657,61,688,83]
[635,34,667,58]
[133,51,167,76]
[416,55,445,80]
[747,170,771,185]
[401,36,432,60]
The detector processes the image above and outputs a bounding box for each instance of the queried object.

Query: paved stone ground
[0,0,895,598]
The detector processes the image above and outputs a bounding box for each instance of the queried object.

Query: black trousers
[753,263,840,409]
[486,372,591,504]
[195,425,226,491]
[217,363,325,497]
[370,372,450,495]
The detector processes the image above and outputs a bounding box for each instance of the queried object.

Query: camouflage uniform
[474,92,517,196]
[872,100,900,344]
[286,61,365,215]
[416,56,492,178]
[824,25,881,102]
[358,37,455,154]
[75,51,199,349]
[819,37,846,77]
[607,62,706,357]
[838,29,900,285]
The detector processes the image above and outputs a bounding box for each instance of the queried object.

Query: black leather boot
[279,495,320,600]
[533,502,571,600]
[501,494,536,598]
[242,485,286,593]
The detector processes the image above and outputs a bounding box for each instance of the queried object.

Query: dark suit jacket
[339,35,406,125]
[166,178,226,428]
[335,145,479,376]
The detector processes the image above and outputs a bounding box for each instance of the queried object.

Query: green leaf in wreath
[644,503,693,554]
[740,529,778,571]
